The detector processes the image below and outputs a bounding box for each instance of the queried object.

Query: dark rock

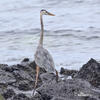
[36,78,100,100]
[1,58,100,100]
[12,70,33,81]
[60,67,78,77]
[18,80,33,91]
[40,73,57,83]
[12,93,30,100]
[3,89,15,99]
[3,67,14,72]
[0,64,13,73]
[0,64,8,69]
[75,58,100,88]
[21,58,30,67]
[0,70,16,85]
[11,61,45,90]
[0,58,47,99]
[22,58,30,62]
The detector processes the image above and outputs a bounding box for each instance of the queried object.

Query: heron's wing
[35,46,55,73]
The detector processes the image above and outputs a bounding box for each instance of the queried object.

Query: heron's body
[34,9,58,89]
[35,45,55,73]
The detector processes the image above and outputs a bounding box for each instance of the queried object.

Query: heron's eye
[46,11,48,14]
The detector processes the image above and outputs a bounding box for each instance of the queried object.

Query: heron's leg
[55,69,58,82]
[34,65,40,89]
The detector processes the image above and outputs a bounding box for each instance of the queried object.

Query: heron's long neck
[39,14,44,46]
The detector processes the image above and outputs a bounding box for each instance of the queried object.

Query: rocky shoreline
[0,58,100,100]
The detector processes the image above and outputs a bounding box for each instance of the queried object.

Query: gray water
[0,0,100,70]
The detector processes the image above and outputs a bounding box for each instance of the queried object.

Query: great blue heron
[34,9,58,89]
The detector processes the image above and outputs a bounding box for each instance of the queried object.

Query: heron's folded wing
[35,47,55,73]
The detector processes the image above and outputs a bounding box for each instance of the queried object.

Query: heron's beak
[47,12,55,16]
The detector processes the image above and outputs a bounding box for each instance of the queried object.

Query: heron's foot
[33,89,37,96]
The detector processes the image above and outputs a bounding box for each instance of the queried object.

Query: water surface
[0,0,100,70]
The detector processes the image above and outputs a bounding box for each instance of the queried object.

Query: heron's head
[40,9,55,16]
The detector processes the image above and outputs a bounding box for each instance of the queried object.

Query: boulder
[0,70,16,85]
[74,58,100,88]
[36,77,100,100]
[0,58,46,100]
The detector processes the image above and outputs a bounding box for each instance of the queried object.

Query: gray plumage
[35,45,55,73]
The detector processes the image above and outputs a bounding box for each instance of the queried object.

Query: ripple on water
[0,0,100,70]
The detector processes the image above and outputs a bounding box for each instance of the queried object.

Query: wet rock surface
[0,58,100,100]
